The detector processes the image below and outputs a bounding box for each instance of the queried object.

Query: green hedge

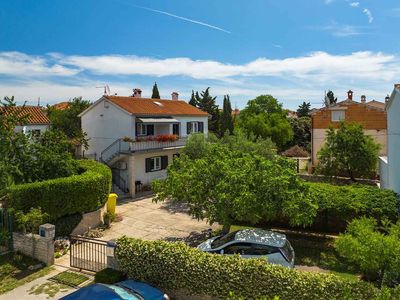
[308,182,399,232]
[116,236,384,300]
[6,160,111,220]
[95,268,126,284]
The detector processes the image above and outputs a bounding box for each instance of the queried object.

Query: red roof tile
[106,96,209,116]
[0,106,50,125]
[52,102,70,110]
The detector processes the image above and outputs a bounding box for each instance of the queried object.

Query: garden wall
[13,232,54,266]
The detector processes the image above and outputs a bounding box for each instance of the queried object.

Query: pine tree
[220,95,234,136]
[151,82,160,99]
[189,90,197,107]
[196,87,219,133]
[297,101,311,117]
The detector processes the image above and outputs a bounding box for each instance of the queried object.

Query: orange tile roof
[0,106,50,125]
[106,96,209,116]
[52,101,70,110]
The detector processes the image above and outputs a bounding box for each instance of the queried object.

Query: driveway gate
[70,235,108,272]
[0,208,13,253]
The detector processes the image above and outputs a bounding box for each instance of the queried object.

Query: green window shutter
[187,122,191,134]
[198,122,204,133]
[145,158,152,172]
[147,125,154,136]
[161,156,168,169]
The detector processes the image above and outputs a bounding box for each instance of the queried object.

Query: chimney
[385,94,390,103]
[171,92,179,100]
[133,88,142,98]
[361,95,366,104]
[347,90,353,101]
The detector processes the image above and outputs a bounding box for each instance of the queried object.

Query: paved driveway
[101,196,219,243]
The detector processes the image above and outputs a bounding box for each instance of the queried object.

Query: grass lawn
[229,224,360,281]
[50,271,90,287]
[0,252,53,295]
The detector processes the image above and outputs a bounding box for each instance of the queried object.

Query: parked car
[60,280,169,300]
[197,228,295,268]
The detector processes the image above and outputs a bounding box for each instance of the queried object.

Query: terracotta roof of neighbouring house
[52,102,70,110]
[366,100,385,109]
[105,96,209,116]
[0,106,50,125]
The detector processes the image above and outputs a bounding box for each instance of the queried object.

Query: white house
[0,105,50,135]
[379,84,400,194]
[79,89,209,197]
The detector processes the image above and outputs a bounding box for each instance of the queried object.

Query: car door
[221,242,253,257]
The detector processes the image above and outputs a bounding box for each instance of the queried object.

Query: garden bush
[5,160,111,221]
[115,236,386,300]
[95,268,126,284]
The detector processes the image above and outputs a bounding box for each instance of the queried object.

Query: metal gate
[70,235,107,272]
[0,207,13,254]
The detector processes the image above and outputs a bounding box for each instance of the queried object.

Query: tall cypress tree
[189,90,197,107]
[196,87,219,133]
[151,82,160,99]
[220,95,234,136]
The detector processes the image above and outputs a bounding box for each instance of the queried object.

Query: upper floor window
[136,123,154,136]
[331,110,345,122]
[187,121,204,134]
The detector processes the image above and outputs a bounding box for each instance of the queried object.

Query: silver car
[197,228,295,268]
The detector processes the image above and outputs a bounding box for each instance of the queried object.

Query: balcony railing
[101,137,187,163]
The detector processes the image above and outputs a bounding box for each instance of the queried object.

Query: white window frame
[190,122,199,134]
[331,110,345,122]
[137,123,147,136]
[151,157,162,171]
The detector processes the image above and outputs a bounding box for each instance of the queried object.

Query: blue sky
[0,0,399,109]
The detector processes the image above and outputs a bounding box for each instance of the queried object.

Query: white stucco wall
[387,90,400,193]
[312,128,387,164]
[173,116,209,137]
[81,99,135,157]
[15,124,49,134]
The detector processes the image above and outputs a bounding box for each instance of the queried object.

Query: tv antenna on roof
[96,84,111,96]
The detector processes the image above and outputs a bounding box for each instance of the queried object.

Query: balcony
[129,136,187,152]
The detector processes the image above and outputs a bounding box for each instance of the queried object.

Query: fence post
[106,239,119,270]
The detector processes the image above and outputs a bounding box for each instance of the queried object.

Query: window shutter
[135,123,140,136]
[187,122,192,134]
[145,158,152,173]
[161,156,168,169]
[173,124,179,136]
[198,122,204,133]
[147,124,154,136]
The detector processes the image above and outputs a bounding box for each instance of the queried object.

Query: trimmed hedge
[308,182,399,232]
[95,268,126,284]
[116,236,383,300]
[6,160,111,220]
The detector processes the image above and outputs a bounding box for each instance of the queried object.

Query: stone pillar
[106,239,119,270]
[13,232,54,265]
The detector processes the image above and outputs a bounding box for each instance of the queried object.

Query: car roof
[234,229,287,247]
[60,284,122,300]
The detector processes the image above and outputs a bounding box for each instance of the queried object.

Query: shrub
[335,217,400,287]
[54,213,83,237]
[95,268,126,284]
[6,160,111,221]
[281,145,309,158]
[14,207,48,234]
[115,236,382,300]
[307,182,399,232]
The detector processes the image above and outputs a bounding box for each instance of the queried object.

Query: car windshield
[105,284,144,300]
[280,241,294,263]
[211,231,238,249]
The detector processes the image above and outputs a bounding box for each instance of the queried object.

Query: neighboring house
[79,89,209,196]
[379,84,400,193]
[310,90,387,165]
[1,105,50,135]
[52,101,70,110]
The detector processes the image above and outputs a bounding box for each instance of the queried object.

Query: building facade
[79,89,209,196]
[310,91,387,165]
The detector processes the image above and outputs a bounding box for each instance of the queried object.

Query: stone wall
[71,203,107,235]
[13,232,54,265]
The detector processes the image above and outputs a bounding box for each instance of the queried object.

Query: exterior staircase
[111,184,131,200]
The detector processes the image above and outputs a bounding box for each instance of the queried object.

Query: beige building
[310,90,387,165]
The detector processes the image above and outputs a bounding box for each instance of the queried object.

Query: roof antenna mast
[96,84,110,96]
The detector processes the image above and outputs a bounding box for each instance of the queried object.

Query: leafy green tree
[47,97,91,150]
[297,101,311,117]
[153,135,315,233]
[15,208,48,235]
[151,82,160,99]
[189,90,197,107]
[219,95,234,136]
[325,90,337,106]
[335,217,400,287]
[286,116,311,152]
[317,122,380,180]
[195,88,219,133]
[238,95,293,149]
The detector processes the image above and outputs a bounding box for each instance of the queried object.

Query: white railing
[129,138,187,152]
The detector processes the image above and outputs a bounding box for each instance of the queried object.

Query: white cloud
[363,8,374,23]
[349,2,360,7]
[325,0,334,5]
[0,51,398,109]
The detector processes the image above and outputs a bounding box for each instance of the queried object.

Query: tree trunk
[221,223,231,235]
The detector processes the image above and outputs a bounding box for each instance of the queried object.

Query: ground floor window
[187,121,204,134]
[145,155,168,172]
